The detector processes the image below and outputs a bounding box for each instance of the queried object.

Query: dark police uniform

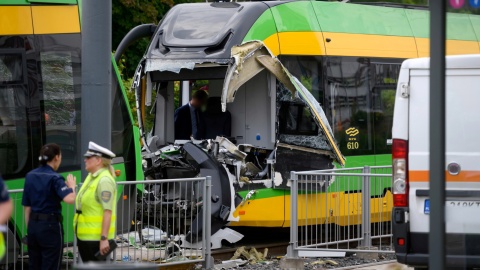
[0,176,10,259]
[22,165,73,270]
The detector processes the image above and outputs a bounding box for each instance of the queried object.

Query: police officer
[22,143,76,270]
[0,174,12,260]
[75,141,116,262]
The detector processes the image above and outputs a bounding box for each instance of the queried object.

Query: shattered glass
[278,134,331,151]
[292,76,334,137]
[276,83,332,151]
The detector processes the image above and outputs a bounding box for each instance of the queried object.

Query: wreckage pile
[213,247,271,270]
[212,248,398,270]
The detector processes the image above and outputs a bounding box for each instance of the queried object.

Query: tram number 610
[347,142,359,149]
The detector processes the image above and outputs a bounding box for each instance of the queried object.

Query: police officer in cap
[0,174,12,260]
[22,143,77,270]
[75,141,117,262]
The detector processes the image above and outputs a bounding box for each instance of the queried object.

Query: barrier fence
[288,166,394,258]
[113,177,212,268]
[1,176,212,269]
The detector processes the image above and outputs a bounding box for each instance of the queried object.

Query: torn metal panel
[256,55,295,95]
[274,172,283,187]
[145,59,196,73]
[223,41,345,165]
[222,45,266,111]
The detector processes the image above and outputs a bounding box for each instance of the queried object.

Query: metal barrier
[2,176,212,269]
[113,177,212,268]
[288,166,393,258]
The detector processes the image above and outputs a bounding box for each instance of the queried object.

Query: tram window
[279,102,318,136]
[371,62,400,155]
[172,6,238,40]
[0,53,24,84]
[40,52,79,168]
[279,56,323,102]
[111,72,133,158]
[278,55,402,159]
[0,49,29,178]
[324,56,373,156]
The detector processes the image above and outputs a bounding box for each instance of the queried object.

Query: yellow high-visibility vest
[0,232,5,259]
[74,169,116,240]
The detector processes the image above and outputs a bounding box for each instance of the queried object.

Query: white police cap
[84,141,116,159]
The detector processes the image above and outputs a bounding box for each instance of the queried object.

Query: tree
[113,0,200,78]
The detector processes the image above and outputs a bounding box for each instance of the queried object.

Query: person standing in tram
[74,141,116,262]
[22,143,77,270]
[174,89,208,140]
[0,174,12,260]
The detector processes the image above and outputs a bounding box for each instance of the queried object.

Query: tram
[0,0,143,264]
[127,0,480,233]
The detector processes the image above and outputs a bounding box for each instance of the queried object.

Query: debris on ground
[226,246,269,265]
[214,248,398,269]
[215,259,249,270]
[310,259,338,266]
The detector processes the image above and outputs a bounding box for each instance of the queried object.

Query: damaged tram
[121,1,480,245]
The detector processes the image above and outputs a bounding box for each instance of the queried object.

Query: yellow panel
[230,196,285,227]
[229,190,393,228]
[416,38,480,57]
[322,32,418,59]
[32,5,80,34]
[263,33,280,56]
[0,6,33,35]
[283,191,393,227]
[278,32,325,55]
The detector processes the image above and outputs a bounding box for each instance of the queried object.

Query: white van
[392,54,480,269]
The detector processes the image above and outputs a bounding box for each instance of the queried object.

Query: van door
[407,58,480,258]
[393,55,480,267]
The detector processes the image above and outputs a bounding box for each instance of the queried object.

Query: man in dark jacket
[174,90,208,140]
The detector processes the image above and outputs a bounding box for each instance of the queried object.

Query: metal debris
[230,246,269,265]
[214,259,249,270]
[309,259,338,266]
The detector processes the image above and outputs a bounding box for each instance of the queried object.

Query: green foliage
[112,0,201,78]
[121,75,157,131]
[381,89,396,117]
[300,76,313,92]
[112,0,169,78]
[113,0,200,130]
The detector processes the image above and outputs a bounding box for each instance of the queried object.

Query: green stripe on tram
[243,10,277,42]
[245,2,480,43]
